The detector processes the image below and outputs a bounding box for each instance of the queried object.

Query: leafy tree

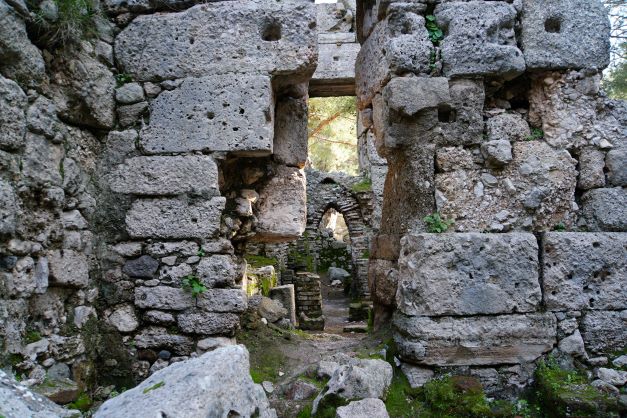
[603,42,627,99]
[307,96,358,175]
[603,1,627,99]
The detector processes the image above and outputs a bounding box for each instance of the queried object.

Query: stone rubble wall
[356,0,626,396]
[1,0,318,390]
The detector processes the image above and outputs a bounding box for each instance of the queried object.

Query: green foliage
[245,254,278,269]
[421,376,491,418]
[181,275,207,298]
[67,392,92,411]
[115,73,133,87]
[423,212,454,233]
[33,0,100,45]
[553,223,566,232]
[425,15,444,45]
[526,128,544,141]
[24,330,42,344]
[308,97,358,175]
[142,381,165,394]
[351,178,372,193]
[197,248,206,257]
[603,43,627,100]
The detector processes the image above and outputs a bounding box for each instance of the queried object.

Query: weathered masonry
[0,0,625,402]
[358,0,626,394]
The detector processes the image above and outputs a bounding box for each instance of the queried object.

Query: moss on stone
[66,392,92,412]
[351,178,372,193]
[245,254,279,269]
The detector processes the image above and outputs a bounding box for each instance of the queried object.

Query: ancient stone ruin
[0,0,626,416]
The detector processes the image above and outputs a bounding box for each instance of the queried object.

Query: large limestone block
[311,42,360,96]
[336,398,390,418]
[134,286,192,311]
[397,233,541,316]
[520,0,610,70]
[436,141,577,232]
[580,188,627,232]
[133,327,194,355]
[543,233,627,311]
[115,1,317,81]
[140,75,274,155]
[108,156,219,196]
[0,0,46,86]
[383,77,450,118]
[125,197,225,239]
[48,250,89,288]
[254,166,306,242]
[197,289,248,313]
[394,312,557,366]
[0,370,76,418]
[435,2,525,79]
[355,12,431,108]
[273,96,308,167]
[0,75,26,150]
[581,310,627,355]
[95,345,277,418]
[177,312,240,335]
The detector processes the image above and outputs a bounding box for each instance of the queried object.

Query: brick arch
[306,175,371,298]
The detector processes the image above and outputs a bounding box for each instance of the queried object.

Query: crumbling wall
[357,0,626,396]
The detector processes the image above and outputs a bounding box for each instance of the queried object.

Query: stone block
[48,250,89,288]
[22,133,64,187]
[134,326,194,355]
[135,286,192,311]
[254,166,306,242]
[435,2,525,79]
[394,312,557,366]
[577,148,606,190]
[115,82,144,104]
[355,12,431,107]
[108,156,219,196]
[0,75,26,150]
[146,241,199,258]
[177,312,240,335]
[581,310,627,355]
[123,255,159,278]
[197,255,244,288]
[520,0,610,70]
[397,233,541,316]
[140,75,274,155]
[0,0,46,86]
[481,140,513,168]
[436,141,577,232]
[368,259,398,307]
[383,77,450,117]
[197,289,247,313]
[125,197,225,239]
[580,188,627,232]
[486,113,531,143]
[606,147,627,187]
[269,285,297,325]
[0,180,17,236]
[115,1,317,81]
[542,233,627,311]
[106,304,139,333]
[310,42,360,96]
[273,96,308,168]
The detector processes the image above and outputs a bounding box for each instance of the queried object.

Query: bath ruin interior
[0,0,626,416]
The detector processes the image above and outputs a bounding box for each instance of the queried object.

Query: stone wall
[1,0,318,390]
[357,0,626,396]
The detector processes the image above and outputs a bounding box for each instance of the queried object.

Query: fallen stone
[108,155,219,197]
[394,312,557,366]
[396,233,541,316]
[0,370,77,418]
[313,357,392,414]
[336,398,390,418]
[33,377,79,405]
[558,330,587,358]
[258,297,288,323]
[269,285,296,325]
[284,379,319,401]
[596,368,627,387]
[400,363,434,389]
[115,1,316,81]
[542,232,627,311]
[94,345,277,418]
[140,75,274,155]
[125,197,225,239]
